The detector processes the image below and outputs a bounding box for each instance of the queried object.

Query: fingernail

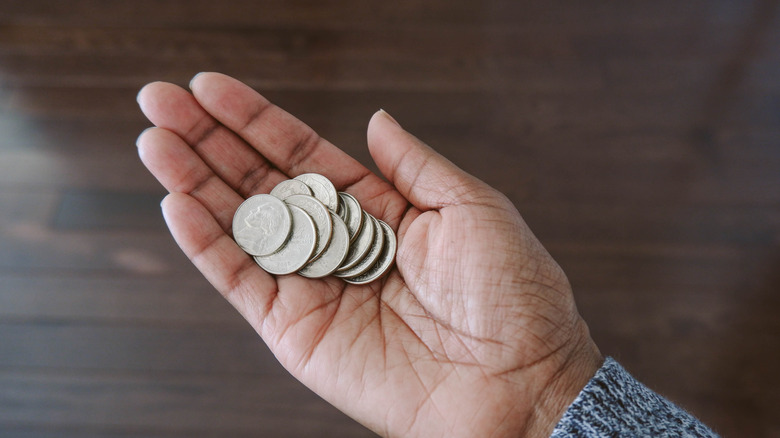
[136,127,154,147]
[379,109,400,127]
[189,72,206,90]
[136,85,145,105]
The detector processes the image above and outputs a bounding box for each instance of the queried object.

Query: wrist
[523,320,603,438]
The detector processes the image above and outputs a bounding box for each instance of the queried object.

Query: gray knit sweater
[551,358,719,437]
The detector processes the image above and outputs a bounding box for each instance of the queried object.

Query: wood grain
[0,1,778,436]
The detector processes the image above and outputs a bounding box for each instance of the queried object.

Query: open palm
[137,73,601,438]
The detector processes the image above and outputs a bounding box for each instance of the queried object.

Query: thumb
[367,110,491,211]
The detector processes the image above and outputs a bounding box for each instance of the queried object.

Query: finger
[137,127,243,231]
[161,192,278,327]
[366,110,494,210]
[137,81,287,197]
[188,72,374,191]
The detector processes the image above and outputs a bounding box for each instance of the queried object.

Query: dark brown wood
[0,370,370,437]
[0,274,238,325]
[0,1,778,436]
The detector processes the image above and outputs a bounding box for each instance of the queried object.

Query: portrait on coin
[235,205,279,254]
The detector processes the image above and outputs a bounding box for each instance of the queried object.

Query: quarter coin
[335,211,374,272]
[298,212,350,278]
[284,194,333,261]
[337,195,349,223]
[338,192,363,243]
[294,173,339,213]
[232,194,292,256]
[344,220,397,285]
[335,215,384,278]
[253,205,317,275]
[270,179,313,200]
[231,173,397,285]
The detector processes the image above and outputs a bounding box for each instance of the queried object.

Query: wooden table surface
[0,1,778,436]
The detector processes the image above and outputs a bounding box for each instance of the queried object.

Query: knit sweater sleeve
[550,357,719,437]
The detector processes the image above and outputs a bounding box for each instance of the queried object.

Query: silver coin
[337,195,349,223]
[344,220,397,285]
[232,194,292,256]
[335,211,375,272]
[270,179,313,200]
[338,192,363,244]
[294,173,339,213]
[335,215,384,278]
[253,205,317,275]
[298,212,350,279]
[284,194,332,261]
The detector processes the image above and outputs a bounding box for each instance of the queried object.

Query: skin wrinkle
[236,98,275,136]
[395,146,434,205]
[258,281,282,334]
[184,112,220,150]
[338,170,377,203]
[141,132,241,224]
[442,180,491,207]
[189,121,284,193]
[418,364,500,438]
[490,404,522,438]
[234,160,275,197]
[362,185,399,218]
[524,330,566,362]
[382,294,438,360]
[431,317,453,363]
[137,129,208,195]
[185,213,226,267]
[394,202,417,236]
[163,195,280,328]
[140,74,609,438]
[445,328,494,382]
[259,283,298,346]
[445,332,509,371]
[265,290,312,355]
[369,311,451,435]
[518,297,576,336]
[221,255,263,302]
[492,341,570,380]
[142,133,246,232]
[343,314,382,402]
[395,214,433,288]
[307,286,377,369]
[376,292,390,380]
[399,354,445,438]
[173,159,214,196]
[523,258,569,294]
[530,329,598,437]
[196,82,330,187]
[296,287,348,327]
[402,299,513,370]
[523,323,562,360]
[285,129,327,177]
[398,290,449,349]
[289,294,342,374]
[511,273,567,301]
[346,294,383,351]
[431,316,507,348]
[519,296,572,333]
[197,197,236,234]
[233,273,277,326]
[187,231,277,320]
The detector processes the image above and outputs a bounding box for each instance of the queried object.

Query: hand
[136,73,603,438]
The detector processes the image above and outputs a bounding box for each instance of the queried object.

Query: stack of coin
[232,173,396,284]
